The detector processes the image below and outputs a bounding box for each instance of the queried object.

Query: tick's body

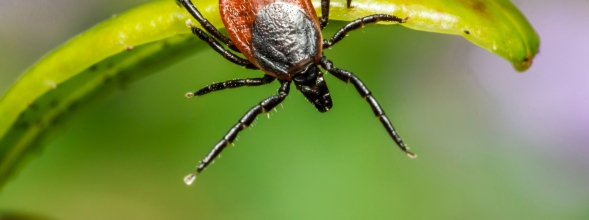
[178,0,414,184]
[221,0,322,77]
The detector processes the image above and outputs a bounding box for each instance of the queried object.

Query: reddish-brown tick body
[220,0,323,80]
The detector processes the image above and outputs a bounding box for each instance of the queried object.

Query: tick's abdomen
[251,3,321,79]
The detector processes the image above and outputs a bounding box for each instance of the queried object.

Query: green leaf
[0,0,539,188]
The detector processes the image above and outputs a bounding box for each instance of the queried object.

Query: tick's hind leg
[323,14,407,49]
[184,80,292,185]
[319,56,416,158]
[186,75,275,98]
[177,0,239,52]
[190,27,258,69]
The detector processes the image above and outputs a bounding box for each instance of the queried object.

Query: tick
[178,0,415,185]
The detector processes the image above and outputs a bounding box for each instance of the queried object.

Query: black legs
[184,80,292,185]
[319,56,416,158]
[320,2,412,156]
[323,15,407,49]
[179,0,257,69]
[186,75,276,98]
[190,27,258,69]
[177,0,239,51]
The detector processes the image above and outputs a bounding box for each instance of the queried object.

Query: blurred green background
[1,0,588,219]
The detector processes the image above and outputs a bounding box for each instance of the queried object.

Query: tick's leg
[186,75,276,98]
[323,15,408,49]
[190,27,258,69]
[184,80,292,185]
[177,0,239,52]
[319,0,330,30]
[347,0,352,8]
[319,56,416,158]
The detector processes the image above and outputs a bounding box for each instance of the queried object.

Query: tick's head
[292,62,332,112]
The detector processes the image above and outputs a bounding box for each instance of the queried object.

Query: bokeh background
[1,0,588,219]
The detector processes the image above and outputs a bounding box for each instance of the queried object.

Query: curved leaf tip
[453,0,540,72]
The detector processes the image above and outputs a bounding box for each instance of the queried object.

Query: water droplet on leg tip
[406,152,417,159]
[184,173,196,185]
